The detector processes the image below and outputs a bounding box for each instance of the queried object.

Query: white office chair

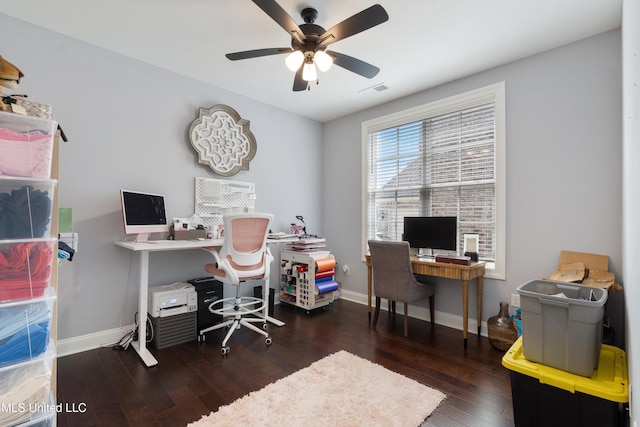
[198,213,274,355]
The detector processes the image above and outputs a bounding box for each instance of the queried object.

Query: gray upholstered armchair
[368,240,435,337]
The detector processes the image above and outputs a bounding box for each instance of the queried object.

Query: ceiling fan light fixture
[225,3,389,92]
[314,50,333,72]
[285,50,305,71]
[302,62,317,82]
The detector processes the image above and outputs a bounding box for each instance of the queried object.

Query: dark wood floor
[57,299,514,426]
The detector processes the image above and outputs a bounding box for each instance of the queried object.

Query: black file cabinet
[188,277,224,331]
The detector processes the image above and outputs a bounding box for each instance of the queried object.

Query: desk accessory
[463,234,479,262]
[434,255,471,266]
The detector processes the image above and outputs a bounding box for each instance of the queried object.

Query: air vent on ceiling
[359,83,389,94]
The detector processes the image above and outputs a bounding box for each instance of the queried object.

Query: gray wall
[0,15,624,352]
[324,30,622,323]
[0,15,323,341]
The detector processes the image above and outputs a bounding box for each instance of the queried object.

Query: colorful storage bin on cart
[0,289,55,368]
[0,111,57,179]
[517,279,607,377]
[0,177,56,240]
[0,341,55,426]
[503,337,628,427]
[0,238,56,302]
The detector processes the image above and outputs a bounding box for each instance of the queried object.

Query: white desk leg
[262,281,285,327]
[132,250,158,367]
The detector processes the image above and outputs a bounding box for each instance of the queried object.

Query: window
[362,82,505,279]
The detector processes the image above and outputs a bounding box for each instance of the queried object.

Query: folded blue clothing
[0,321,49,366]
[0,301,50,342]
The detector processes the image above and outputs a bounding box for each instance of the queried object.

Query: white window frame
[361,82,506,280]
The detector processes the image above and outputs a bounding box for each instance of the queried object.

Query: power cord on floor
[112,312,154,351]
[113,328,136,351]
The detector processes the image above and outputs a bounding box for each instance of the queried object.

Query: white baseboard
[57,325,135,358]
[339,289,488,337]
[58,290,487,357]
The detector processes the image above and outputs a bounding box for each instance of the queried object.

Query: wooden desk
[365,255,485,348]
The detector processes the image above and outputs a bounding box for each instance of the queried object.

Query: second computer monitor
[402,216,457,256]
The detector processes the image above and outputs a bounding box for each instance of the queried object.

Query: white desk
[115,238,291,367]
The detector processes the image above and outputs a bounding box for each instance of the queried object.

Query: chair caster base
[265,337,272,345]
[221,346,230,355]
[198,334,205,343]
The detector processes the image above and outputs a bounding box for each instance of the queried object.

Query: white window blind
[366,102,497,261]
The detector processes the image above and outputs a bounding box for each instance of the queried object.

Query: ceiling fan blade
[328,51,380,79]
[293,67,307,91]
[226,47,291,61]
[252,0,305,43]
[319,4,389,46]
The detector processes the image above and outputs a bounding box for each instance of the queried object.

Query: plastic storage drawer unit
[0,288,56,367]
[0,111,57,179]
[0,177,57,240]
[0,238,56,302]
[503,337,628,427]
[15,392,57,427]
[0,341,56,427]
[517,279,607,377]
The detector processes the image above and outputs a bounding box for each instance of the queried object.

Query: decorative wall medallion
[189,104,257,176]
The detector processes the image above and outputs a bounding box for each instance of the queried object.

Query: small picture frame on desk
[463,234,479,262]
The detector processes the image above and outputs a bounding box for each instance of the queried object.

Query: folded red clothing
[0,283,47,301]
[0,241,52,297]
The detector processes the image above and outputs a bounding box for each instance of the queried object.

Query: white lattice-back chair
[198,213,274,355]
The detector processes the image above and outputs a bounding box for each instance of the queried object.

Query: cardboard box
[169,224,206,240]
[546,250,621,292]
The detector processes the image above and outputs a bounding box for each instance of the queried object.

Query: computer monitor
[120,189,169,242]
[402,216,457,257]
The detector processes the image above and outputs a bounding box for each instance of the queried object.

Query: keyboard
[146,240,179,244]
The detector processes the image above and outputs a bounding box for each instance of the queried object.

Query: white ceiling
[0,0,622,123]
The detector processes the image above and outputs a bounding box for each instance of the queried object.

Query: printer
[148,282,197,318]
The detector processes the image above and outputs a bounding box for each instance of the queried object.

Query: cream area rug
[188,350,446,427]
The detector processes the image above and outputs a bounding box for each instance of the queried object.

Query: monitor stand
[134,233,151,243]
[417,248,434,258]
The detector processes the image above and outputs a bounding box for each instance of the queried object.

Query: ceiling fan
[225,0,389,91]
